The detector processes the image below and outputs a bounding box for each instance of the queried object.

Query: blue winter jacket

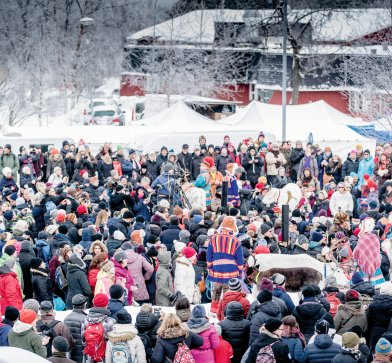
[281,336,304,363]
[358,156,375,186]
[273,287,295,314]
[0,320,13,346]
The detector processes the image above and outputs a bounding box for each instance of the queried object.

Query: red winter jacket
[217,291,250,321]
[88,268,99,293]
[0,269,23,315]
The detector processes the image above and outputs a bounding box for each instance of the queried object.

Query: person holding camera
[242,146,264,188]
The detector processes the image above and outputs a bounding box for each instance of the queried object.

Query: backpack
[36,320,60,357]
[55,265,68,290]
[325,292,341,317]
[172,342,195,363]
[138,333,153,360]
[111,341,137,363]
[255,344,276,363]
[83,322,106,362]
[35,240,52,267]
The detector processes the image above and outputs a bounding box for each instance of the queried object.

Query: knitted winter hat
[351,272,364,285]
[192,304,206,319]
[257,290,273,303]
[260,223,272,235]
[113,230,125,241]
[302,285,316,298]
[117,312,132,324]
[4,306,19,321]
[182,247,196,259]
[19,309,37,324]
[22,299,40,313]
[259,277,273,292]
[312,231,323,242]
[342,332,360,348]
[376,338,392,355]
[254,245,270,255]
[264,318,282,333]
[228,278,242,292]
[109,284,124,300]
[315,319,330,335]
[93,293,109,308]
[272,273,286,286]
[345,289,360,302]
[113,251,127,263]
[179,230,191,243]
[3,245,16,256]
[52,336,69,353]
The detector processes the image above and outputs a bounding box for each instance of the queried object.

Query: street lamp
[80,17,94,27]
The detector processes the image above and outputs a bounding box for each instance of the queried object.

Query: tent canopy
[220,100,369,142]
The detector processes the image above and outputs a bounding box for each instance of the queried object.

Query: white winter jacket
[174,255,195,302]
[329,191,354,216]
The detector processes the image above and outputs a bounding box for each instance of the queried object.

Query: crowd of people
[1,134,392,362]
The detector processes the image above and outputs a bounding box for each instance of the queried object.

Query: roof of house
[127,8,392,45]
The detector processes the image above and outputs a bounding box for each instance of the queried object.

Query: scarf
[353,232,381,276]
[281,325,306,347]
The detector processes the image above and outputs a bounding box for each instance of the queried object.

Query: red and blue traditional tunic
[206,228,244,283]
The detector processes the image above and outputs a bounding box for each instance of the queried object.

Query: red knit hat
[19,309,37,324]
[255,183,265,190]
[353,228,361,237]
[247,224,257,233]
[79,169,88,177]
[51,149,59,156]
[76,205,88,215]
[202,156,215,169]
[345,289,360,302]
[93,293,109,308]
[254,245,270,255]
[182,247,196,259]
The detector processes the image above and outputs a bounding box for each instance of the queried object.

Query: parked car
[83,97,119,125]
[90,105,125,126]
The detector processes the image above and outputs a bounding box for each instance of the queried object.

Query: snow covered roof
[219,100,370,142]
[128,9,391,45]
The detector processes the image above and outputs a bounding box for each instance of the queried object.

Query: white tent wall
[220,100,374,154]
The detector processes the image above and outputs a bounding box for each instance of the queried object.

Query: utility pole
[282,0,288,140]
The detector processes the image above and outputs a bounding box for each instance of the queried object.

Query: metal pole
[282,0,288,140]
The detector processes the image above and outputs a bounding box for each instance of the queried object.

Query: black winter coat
[65,262,91,309]
[18,247,35,300]
[146,160,160,181]
[177,152,192,172]
[85,185,100,204]
[106,238,123,255]
[342,157,360,179]
[303,334,341,363]
[31,267,53,303]
[97,160,113,185]
[159,225,181,252]
[242,154,264,184]
[351,281,375,297]
[63,309,87,363]
[245,332,290,363]
[188,223,208,244]
[249,300,282,346]
[190,154,203,181]
[331,349,362,363]
[293,301,330,343]
[151,330,203,363]
[109,192,133,212]
[216,155,234,174]
[135,311,162,347]
[219,302,250,363]
[367,294,392,351]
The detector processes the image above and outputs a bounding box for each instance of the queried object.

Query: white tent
[220,100,375,155]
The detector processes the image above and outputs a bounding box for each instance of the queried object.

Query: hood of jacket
[125,249,138,264]
[225,301,245,321]
[108,323,138,342]
[87,307,111,323]
[159,324,188,340]
[30,267,49,277]
[0,265,13,276]
[157,251,171,267]
[136,311,159,331]
[176,255,192,267]
[108,299,125,314]
[176,308,191,323]
[339,300,364,315]
[296,301,323,317]
[314,334,334,349]
[256,300,281,318]
[12,320,34,335]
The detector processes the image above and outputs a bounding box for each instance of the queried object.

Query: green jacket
[0,153,19,178]
[8,320,47,358]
